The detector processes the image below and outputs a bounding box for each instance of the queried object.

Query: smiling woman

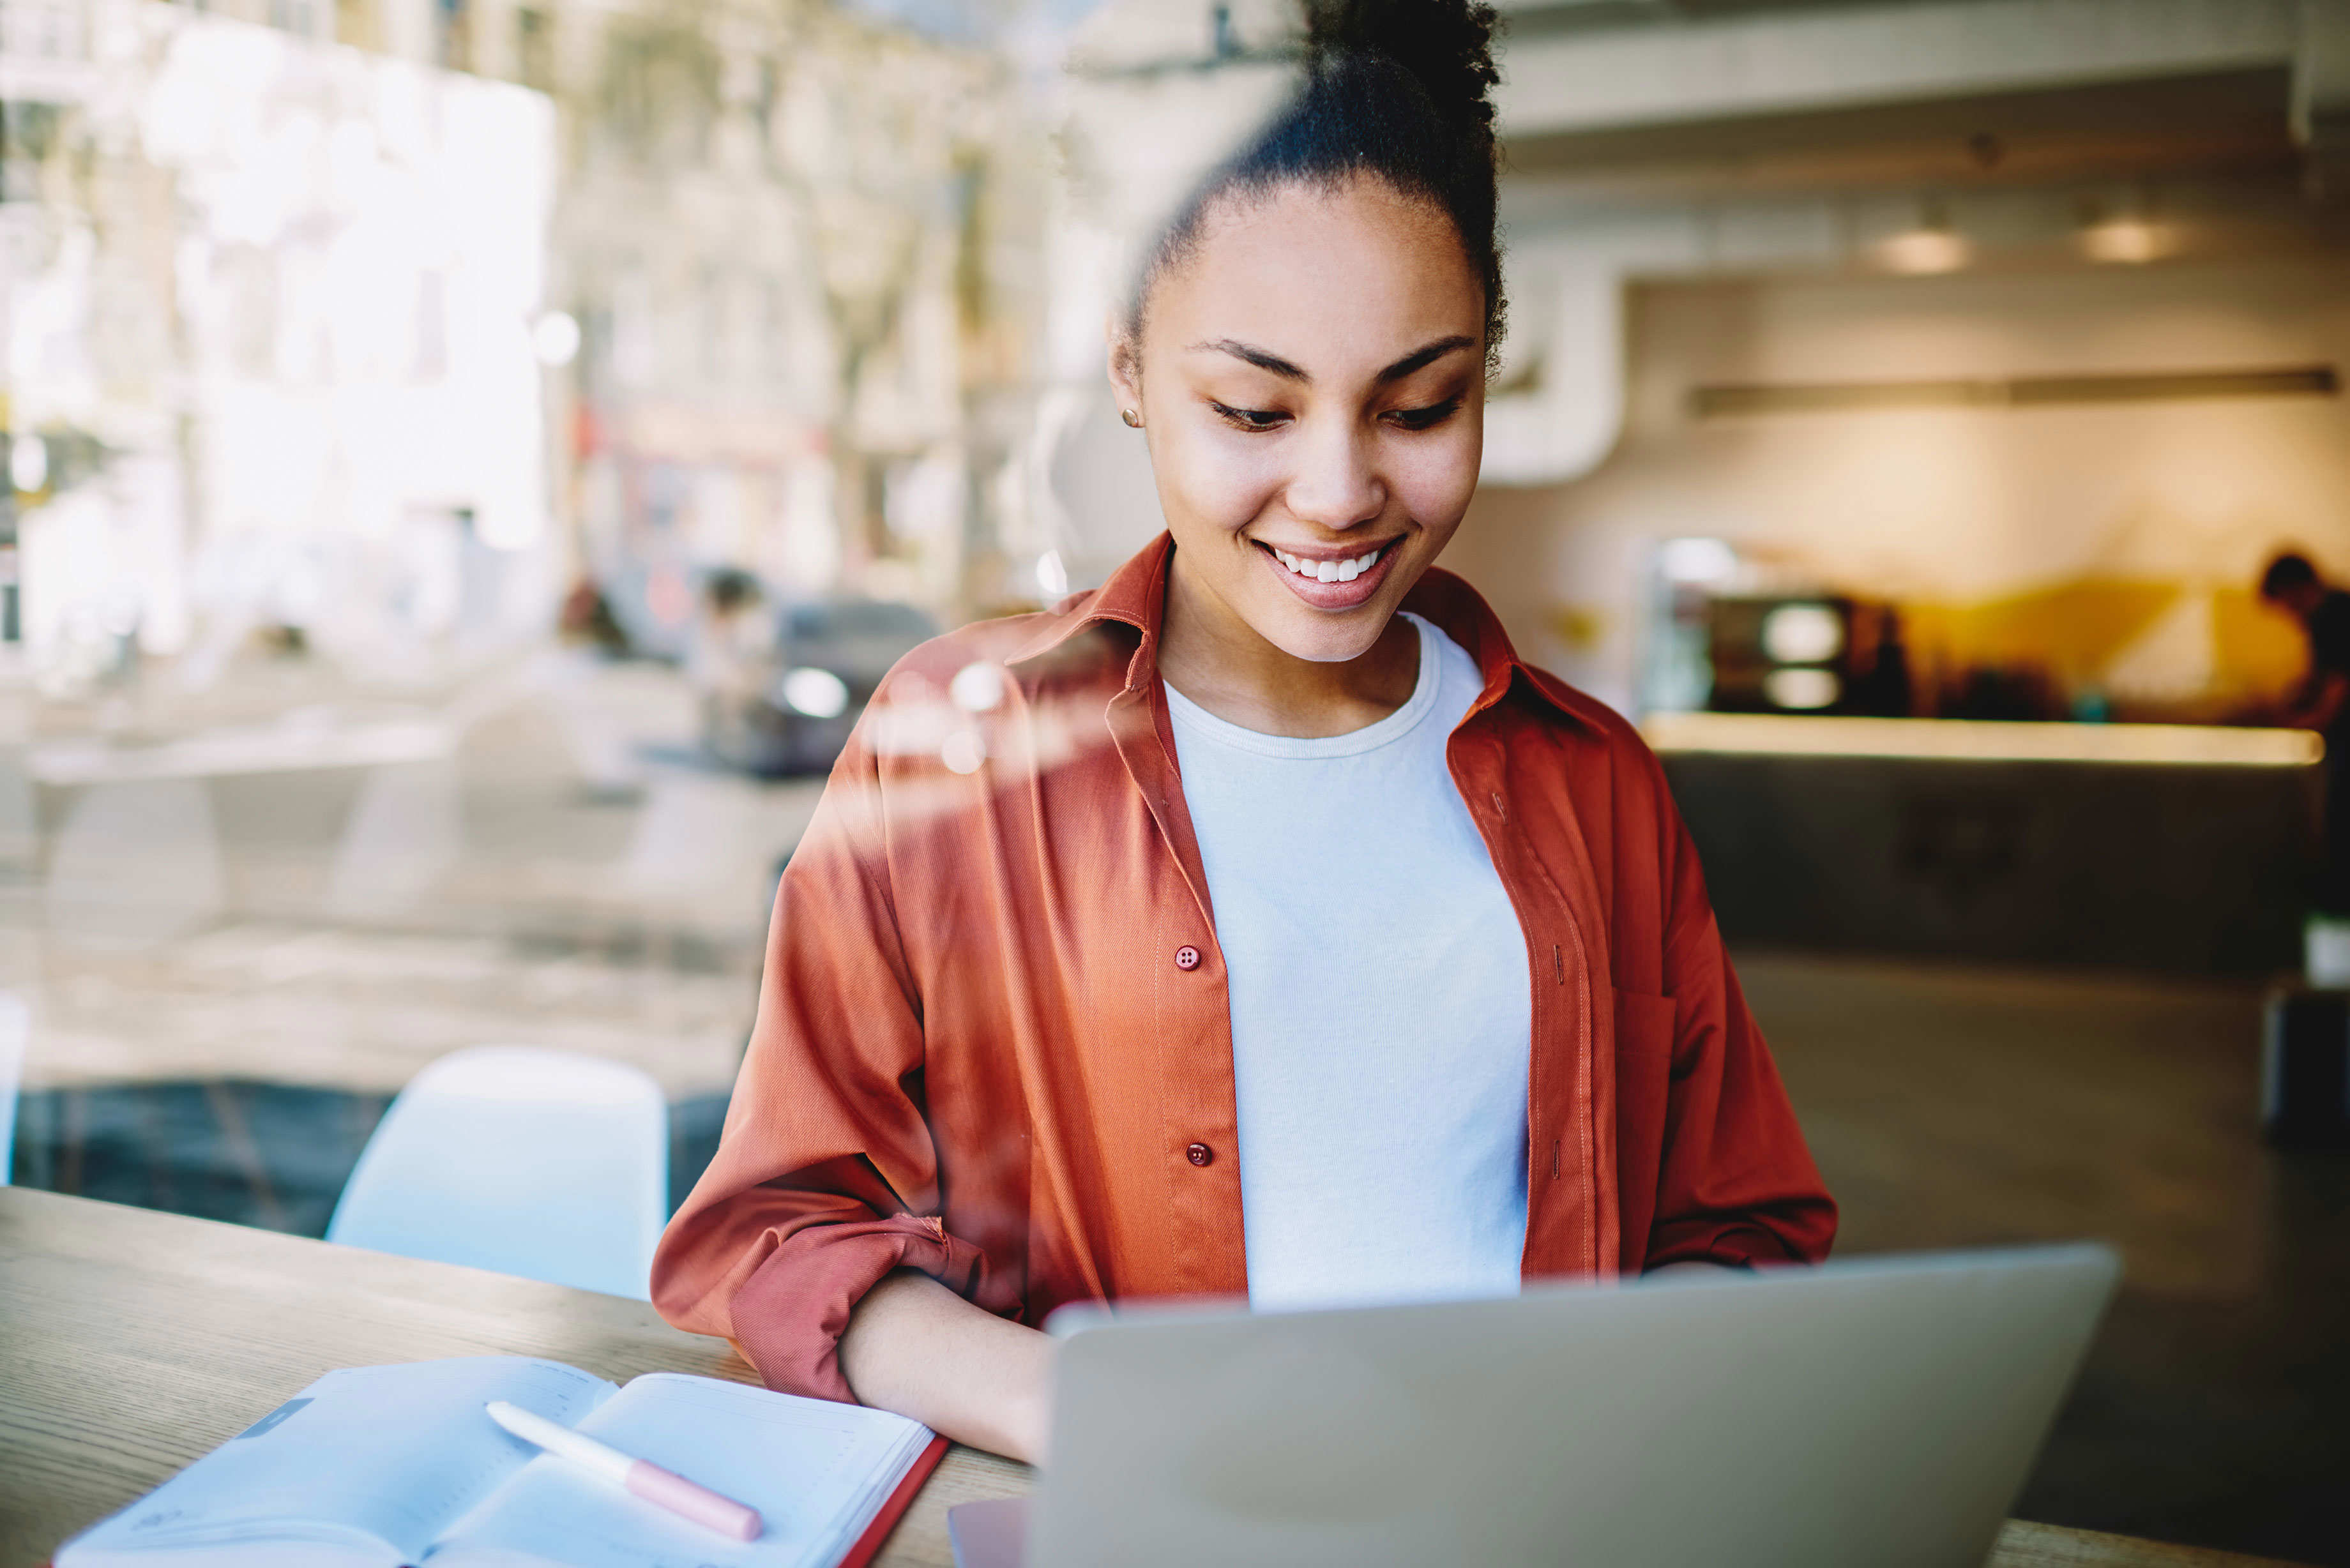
[650,0,1836,1470]
[1116,177,1486,730]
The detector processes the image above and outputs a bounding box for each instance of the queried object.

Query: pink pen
[485,1399,763,1542]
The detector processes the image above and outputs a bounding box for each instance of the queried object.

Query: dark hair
[705,566,761,614]
[1130,0,1505,368]
[2261,552,2319,600]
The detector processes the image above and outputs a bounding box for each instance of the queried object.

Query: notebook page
[429,1374,934,1568]
[59,1357,615,1565]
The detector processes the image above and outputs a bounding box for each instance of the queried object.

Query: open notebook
[56,1357,944,1568]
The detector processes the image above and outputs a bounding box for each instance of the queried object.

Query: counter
[1643,714,2321,974]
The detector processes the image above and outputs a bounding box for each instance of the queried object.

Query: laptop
[951,1244,2118,1567]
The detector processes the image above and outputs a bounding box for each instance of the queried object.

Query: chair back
[0,993,24,1186]
[328,1045,668,1298]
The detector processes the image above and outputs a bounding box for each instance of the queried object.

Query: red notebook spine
[835,1433,951,1568]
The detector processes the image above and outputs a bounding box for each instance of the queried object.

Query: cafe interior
[2,0,2347,1564]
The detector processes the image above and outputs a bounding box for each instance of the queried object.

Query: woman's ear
[1105,312,1143,425]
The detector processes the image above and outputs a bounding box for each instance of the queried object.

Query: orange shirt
[652,536,1836,1401]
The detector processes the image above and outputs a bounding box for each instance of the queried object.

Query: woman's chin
[1245,599,1393,665]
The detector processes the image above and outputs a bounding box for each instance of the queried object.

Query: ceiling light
[2081,216,2167,265]
[1877,223,1970,276]
[1876,197,1969,275]
[2076,188,2171,266]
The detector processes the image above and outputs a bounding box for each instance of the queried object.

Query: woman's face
[1112,176,1485,665]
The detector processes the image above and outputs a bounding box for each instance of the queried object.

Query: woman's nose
[1282,418,1384,532]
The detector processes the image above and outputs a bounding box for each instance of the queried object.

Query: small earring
[1121,407,1142,429]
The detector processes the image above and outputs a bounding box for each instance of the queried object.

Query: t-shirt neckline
[1162,613,1444,760]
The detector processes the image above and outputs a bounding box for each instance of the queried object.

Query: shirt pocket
[1612,985,1678,1248]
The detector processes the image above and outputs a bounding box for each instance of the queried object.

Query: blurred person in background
[2259,550,2350,912]
[688,567,771,759]
[558,577,631,655]
[653,0,1835,1464]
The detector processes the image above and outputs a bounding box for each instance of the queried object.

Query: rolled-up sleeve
[1643,808,1838,1271]
[649,732,1002,1402]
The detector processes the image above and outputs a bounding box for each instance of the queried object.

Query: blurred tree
[545,0,1033,622]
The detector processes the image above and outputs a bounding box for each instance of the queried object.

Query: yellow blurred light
[1764,668,1842,710]
[1877,226,1970,275]
[2081,218,2166,265]
[1761,603,1844,665]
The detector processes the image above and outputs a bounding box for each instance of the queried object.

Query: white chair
[0,993,25,1186]
[327,1046,668,1299]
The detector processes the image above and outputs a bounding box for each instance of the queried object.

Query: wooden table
[0,1189,2299,1568]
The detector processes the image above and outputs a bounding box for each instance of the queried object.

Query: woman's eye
[1209,401,1287,432]
[1387,398,1463,431]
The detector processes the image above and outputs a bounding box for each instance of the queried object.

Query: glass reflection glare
[780,667,852,720]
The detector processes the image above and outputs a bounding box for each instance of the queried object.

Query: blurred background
[1,0,2346,1560]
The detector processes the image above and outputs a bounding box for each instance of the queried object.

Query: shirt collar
[1002,531,1593,730]
[999,532,1173,691]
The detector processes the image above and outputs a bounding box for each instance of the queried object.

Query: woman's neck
[1156,550,1421,739]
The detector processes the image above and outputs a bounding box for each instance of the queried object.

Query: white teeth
[1268,545,1384,583]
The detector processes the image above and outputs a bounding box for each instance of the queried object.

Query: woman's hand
[835,1269,1057,1466]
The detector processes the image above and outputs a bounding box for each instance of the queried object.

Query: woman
[652,0,1835,1466]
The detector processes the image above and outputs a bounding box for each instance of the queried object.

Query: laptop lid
[1027,1244,2119,1568]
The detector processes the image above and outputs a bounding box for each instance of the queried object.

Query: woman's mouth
[1253,538,1401,610]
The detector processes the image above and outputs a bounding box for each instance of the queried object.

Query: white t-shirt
[1165,612,1531,1312]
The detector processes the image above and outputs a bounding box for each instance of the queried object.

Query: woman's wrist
[997,1325,1056,1466]
[838,1269,1057,1465]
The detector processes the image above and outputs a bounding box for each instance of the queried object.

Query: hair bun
[1128,0,1511,362]
[1303,0,1501,147]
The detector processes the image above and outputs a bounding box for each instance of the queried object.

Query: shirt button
[1186,1142,1214,1166]
[1174,944,1201,970]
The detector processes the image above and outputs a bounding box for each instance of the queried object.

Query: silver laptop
[969,1244,2117,1568]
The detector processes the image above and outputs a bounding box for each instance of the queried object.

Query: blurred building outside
[1,0,1055,681]
[0,0,1059,1094]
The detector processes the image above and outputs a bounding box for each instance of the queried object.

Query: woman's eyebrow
[1190,338,1310,381]
[1185,335,1478,386]
[1376,335,1477,383]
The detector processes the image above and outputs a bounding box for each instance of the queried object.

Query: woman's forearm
[835,1269,1056,1465]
